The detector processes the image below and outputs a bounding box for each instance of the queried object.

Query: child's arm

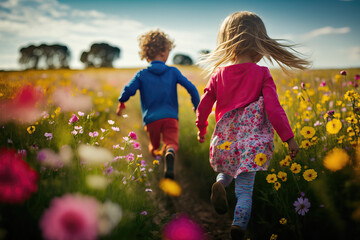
[116,73,140,116]
[262,69,294,142]
[196,77,217,143]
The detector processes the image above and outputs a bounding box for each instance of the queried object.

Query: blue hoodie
[118,61,200,126]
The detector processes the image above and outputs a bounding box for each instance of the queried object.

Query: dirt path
[149,153,233,240]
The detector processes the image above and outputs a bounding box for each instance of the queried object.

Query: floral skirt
[209,97,274,178]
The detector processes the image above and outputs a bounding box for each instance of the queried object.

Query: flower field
[1,66,360,240]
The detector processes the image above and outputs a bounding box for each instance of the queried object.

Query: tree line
[18,42,207,70]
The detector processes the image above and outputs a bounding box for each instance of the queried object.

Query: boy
[116,29,200,179]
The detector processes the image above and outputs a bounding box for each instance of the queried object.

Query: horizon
[1,0,360,70]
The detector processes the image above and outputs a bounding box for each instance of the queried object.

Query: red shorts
[144,118,179,157]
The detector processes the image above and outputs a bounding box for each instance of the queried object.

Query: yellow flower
[337,135,345,144]
[300,126,316,139]
[303,169,317,181]
[279,218,287,224]
[27,126,36,134]
[346,116,358,124]
[290,163,302,174]
[54,107,61,115]
[254,153,267,166]
[347,127,356,137]
[159,178,182,197]
[153,160,159,165]
[270,234,278,240]
[277,171,287,182]
[219,141,232,150]
[266,174,277,183]
[323,148,349,171]
[279,156,291,167]
[326,119,342,134]
[274,182,281,190]
[300,140,311,149]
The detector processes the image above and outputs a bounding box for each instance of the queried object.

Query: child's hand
[116,102,124,116]
[286,137,299,159]
[197,132,205,143]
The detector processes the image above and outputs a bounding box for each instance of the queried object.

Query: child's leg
[161,118,179,152]
[211,173,232,215]
[216,173,233,187]
[233,172,256,230]
[161,118,178,179]
[144,121,162,157]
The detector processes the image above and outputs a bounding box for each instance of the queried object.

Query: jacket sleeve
[195,74,217,136]
[262,68,294,142]
[118,72,140,102]
[176,69,200,110]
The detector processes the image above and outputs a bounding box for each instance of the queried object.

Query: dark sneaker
[210,181,229,215]
[164,148,175,179]
[230,225,246,240]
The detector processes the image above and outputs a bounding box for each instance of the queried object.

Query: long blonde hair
[201,11,311,75]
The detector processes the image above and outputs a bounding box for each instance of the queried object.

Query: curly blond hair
[138,29,175,61]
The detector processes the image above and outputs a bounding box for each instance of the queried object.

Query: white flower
[111,127,120,132]
[78,145,113,165]
[108,120,115,125]
[98,200,122,236]
[86,175,109,190]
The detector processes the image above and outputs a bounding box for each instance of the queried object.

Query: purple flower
[141,160,147,166]
[294,197,311,216]
[105,166,113,175]
[327,110,335,117]
[141,211,147,216]
[68,114,79,124]
[128,131,137,140]
[44,132,53,141]
[340,70,347,76]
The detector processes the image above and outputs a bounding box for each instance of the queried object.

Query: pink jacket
[196,62,294,142]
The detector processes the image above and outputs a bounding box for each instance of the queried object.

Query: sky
[0,0,359,70]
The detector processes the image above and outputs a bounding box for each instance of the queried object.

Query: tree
[80,43,121,68]
[18,44,70,70]
[173,54,193,65]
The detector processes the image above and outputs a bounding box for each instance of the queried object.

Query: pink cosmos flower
[0,85,44,124]
[355,74,360,81]
[40,194,100,240]
[320,81,326,87]
[89,131,99,137]
[0,148,38,204]
[133,141,141,150]
[128,131,137,140]
[126,153,134,162]
[162,214,205,240]
[340,70,347,76]
[69,114,79,124]
[294,197,311,216]
[111,127,120,132]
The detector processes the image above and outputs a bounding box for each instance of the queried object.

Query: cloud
[349,46,360,61]
[0,0,149,69]
[301,26,350,41]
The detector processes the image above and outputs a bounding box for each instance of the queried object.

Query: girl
[196,11,310,239]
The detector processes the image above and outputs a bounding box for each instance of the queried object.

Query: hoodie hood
[147,61,169,75]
